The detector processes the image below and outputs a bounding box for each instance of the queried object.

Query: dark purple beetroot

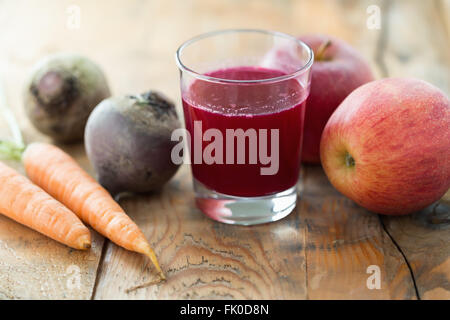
[85,91,181,195]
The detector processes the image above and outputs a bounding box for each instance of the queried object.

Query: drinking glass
[176,29,313,225]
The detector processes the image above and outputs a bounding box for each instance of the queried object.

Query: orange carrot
[0,161,91,249]
[22,142,165,280]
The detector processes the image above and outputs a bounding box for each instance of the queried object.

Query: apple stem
[315,40,332,61]
[345,152,355,168]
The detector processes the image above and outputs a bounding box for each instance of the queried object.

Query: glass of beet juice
[175,29,313,225]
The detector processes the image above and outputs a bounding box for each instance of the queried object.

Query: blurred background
[0,0,448,143]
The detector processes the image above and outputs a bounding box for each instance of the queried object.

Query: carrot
[0,161,91,249]
[21,142,165,280]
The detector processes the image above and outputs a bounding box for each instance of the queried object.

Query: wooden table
[0,0,448,300]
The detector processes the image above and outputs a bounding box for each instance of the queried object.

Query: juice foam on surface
[184,66,306,116]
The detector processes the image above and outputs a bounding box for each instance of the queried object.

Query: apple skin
[299,34,375,164]
[320,78,450,215]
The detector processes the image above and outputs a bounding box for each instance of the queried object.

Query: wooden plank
[382,204,450,300]
[94,167,417,300]
[93,165,307,299]
[377,0,450,300]
[0,217,104,299]
[301,167,416,299]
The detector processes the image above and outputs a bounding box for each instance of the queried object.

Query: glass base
[193,179,297,225]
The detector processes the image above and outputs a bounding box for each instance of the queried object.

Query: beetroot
[85,91,181,195]
[24,53,110,143]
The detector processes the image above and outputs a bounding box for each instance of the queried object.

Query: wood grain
[382,204,450,300]
[0,216,103,299]
[93,165,308,299]
[301,167,417,299]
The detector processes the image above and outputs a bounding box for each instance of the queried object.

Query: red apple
[299,34,374,164]
[320,78,450,215]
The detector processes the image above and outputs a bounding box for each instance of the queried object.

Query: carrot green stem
[0,77,26,161]
[0,77,25,148]
[0,140,25,161]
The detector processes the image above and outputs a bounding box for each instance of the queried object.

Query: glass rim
[175,28,314,84]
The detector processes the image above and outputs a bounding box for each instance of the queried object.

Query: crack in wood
[90,239,109,300]
[379,215,421,299]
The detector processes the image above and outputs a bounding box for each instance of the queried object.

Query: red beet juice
[182,66,307,197]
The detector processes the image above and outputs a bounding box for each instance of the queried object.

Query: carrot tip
[145,251,166,280]
[138,241,166,280]
[78,235,92,250]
